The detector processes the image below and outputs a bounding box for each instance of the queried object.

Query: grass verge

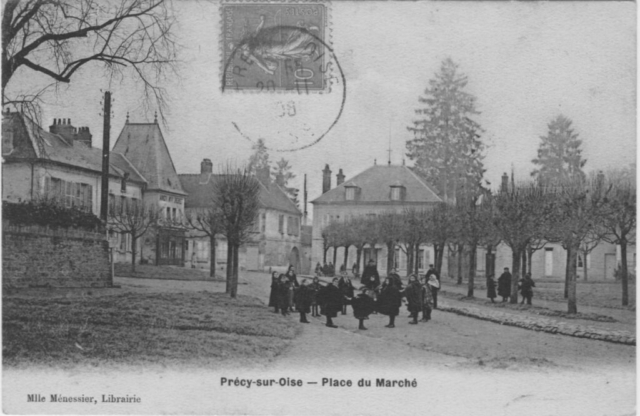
[3,290,299,369]
[114,264,226,282]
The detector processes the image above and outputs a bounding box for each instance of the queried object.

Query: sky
[7,1,636,210]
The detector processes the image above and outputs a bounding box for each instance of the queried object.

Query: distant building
[179,162,304,273]
[311,162,442,276]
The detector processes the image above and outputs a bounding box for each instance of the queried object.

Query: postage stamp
[221,2,329,92]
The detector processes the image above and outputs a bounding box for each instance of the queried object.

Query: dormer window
[344,182,360,201]
[390,183,406,201]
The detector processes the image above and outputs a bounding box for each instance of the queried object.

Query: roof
[112,122,185,195]
[179,173,302,215]
[2,112,146,184]
[311,164,442,204]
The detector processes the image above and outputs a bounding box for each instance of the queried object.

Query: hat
[428,275,440,288]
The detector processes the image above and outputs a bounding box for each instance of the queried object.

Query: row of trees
[321,171,635,313]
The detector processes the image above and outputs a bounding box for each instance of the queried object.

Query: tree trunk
[467,243,476,297]
[226,241,233,294]
[323,245,328,264]
[355,246,363,276]
[436,244,445,277]
[456,244,463,285]
[621,240,629,306]
[527,248,533,275]
[414,244,420,276]
[209,234,217,278]
[521,250,527,277]
[406,244,414,278]
[344,245,350,272]
[386,241,394,275]
[130,233,137,273]
[434,244,441,275]
[510,248,522,304]
[564,248,571,299]
[230,244,239,298]
[566,245,578,314]
[582,249,588,281]
[332,246,338,267]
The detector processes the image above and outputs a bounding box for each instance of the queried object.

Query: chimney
[256,166,270,187]
[49,117,76,144]
[201,158,213,174]
[275,173,285,187]
[336,168,345,186]
[322,164,332,194]
[75,126,92,147]
[500,172,509,193]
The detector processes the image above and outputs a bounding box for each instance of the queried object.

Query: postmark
[221,2,329,93]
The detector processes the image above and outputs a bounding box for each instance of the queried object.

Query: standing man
[361,259,380,291]
[426,264,440,309]
[498,267,512,302]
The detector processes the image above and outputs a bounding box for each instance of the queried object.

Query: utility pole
[100,91,112,222]
[303,174,308,225]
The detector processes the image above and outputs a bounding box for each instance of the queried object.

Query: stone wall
[3,223,112,288]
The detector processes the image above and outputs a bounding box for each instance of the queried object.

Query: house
[2,109,188,267]
[310,162,443,276]
[111,116,188,266]
[178,161,304,273]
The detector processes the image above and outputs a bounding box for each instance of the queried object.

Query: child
[338,271,355,315]
[403,275,422,325]
[294,279,313,323]
[350,286,375,330]
[419,275,433,322]
[277,274,291,316]
[486,274,497,303]
[268,271,280,313]
[309,275,323,317]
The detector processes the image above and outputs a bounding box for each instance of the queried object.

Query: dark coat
[421,284,434,309]
[338,277,355,300]
[388,273,404,290]
[376,284,402,317]
[486,277,497,299]
[277,281,291,310]
[294,285,313,313]
[361,265,380,289]
[317,284,343,318]
[403,282,422,314]
[498,272,512,298]
[309,281,323,305]
[268,278,279,307]
[286,271,299,287]
[426,268,439,281]
[519,277,535,297]
[352,294,375,319]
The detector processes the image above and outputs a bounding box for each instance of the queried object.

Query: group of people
[270,261,442,330]
[486,267,536,304]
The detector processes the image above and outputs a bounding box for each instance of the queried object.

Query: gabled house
[112,117,188,266]
[311,162,442,276]
[179,161,304,273]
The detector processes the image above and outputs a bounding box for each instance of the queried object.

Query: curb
[439,305,635,346]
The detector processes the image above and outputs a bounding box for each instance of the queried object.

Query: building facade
[179,162,304,274]
[311,162,443,277]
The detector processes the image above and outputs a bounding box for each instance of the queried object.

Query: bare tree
[2,0,178,122]
[108,198,158,273]
[601,169,636,306]
[546,175,610,313]
[185,206,224,279]
[493,182,555,304]
[378,212,403,275]
[213,165,261,298]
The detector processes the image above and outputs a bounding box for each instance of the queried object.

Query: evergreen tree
[406,58,485,202]
[272,158,300,206]
[247,138,270,174]
[531,115,587,185]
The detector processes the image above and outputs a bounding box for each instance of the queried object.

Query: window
[346,187,355,200]
[278,215,284,233]
[172,208,177,220]
[166,207,171,219]
[577,255,584,268]
[418,249,425,270]
[261,213,266,233]
[121,177,127,193]
[43,177,93,211]
[390,185,405,201]
[119,232,130,251]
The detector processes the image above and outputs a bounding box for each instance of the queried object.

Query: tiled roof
[112,123,185,195]
[3,112,146,184]
[311,164,442,204]
[179,173,302,215]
